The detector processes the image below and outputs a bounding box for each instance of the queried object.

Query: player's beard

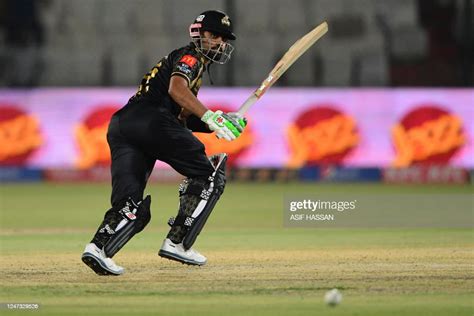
[195,38,234,64]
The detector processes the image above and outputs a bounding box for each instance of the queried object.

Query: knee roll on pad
[168,153,227,250]
[101,195,151,257]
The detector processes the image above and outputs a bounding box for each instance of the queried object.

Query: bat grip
[237,94,258,115]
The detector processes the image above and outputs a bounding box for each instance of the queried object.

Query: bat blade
[238,21,328,115]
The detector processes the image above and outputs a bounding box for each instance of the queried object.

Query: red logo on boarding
[179,55,197,67]
[0,105,44,165]
[75,105,119,169]
[287,105,359,167]
[391,105,466,167]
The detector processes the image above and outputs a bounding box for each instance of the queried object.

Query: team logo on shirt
[179,55,197,67]
[176,65,192,74]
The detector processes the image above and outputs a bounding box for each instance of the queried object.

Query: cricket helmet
[189,10,236,64]
[190,10,236,40]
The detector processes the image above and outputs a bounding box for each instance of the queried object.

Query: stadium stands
[0,0,468,87]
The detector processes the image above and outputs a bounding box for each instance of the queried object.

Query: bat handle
[237,94,258,116]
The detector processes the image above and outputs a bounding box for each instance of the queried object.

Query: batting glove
[201,110,245,141]
[227,112,248,129]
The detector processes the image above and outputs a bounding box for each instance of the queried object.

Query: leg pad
[92,195,151,258]
[167,153,227,250]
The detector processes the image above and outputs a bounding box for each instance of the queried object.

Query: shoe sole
[158,250,206,266]
[81,253,123,276]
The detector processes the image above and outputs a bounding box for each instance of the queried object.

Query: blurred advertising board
[382,166,469,184]
[0,88,472,169]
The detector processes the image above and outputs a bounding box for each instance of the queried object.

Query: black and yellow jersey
[135,42,207,117]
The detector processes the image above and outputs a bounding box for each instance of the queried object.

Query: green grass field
[0,182,473,315]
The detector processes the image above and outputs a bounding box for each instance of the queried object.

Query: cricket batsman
[81,10,246,275]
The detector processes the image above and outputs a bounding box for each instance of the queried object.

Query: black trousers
[107,101,214,208]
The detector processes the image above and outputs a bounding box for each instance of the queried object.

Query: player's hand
[201,110,244,141]
[214,112,247,140]
[227,112,247,129]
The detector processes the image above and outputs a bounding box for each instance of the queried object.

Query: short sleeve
[171,54,202,87]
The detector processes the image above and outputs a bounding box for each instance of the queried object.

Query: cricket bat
[237,21,328,115]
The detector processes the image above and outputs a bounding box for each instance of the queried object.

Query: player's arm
[185,115,213,133]
[170,52,246,140]
[169,75,208,118]
[169,77,243,139]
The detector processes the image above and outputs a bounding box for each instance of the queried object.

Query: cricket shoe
[158,238,207,266]
[81,243,125,276]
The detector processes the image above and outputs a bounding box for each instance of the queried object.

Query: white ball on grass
[324,288,342,306]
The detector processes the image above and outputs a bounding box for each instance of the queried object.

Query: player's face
[195,31,234,64]
[202,31,228,50]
